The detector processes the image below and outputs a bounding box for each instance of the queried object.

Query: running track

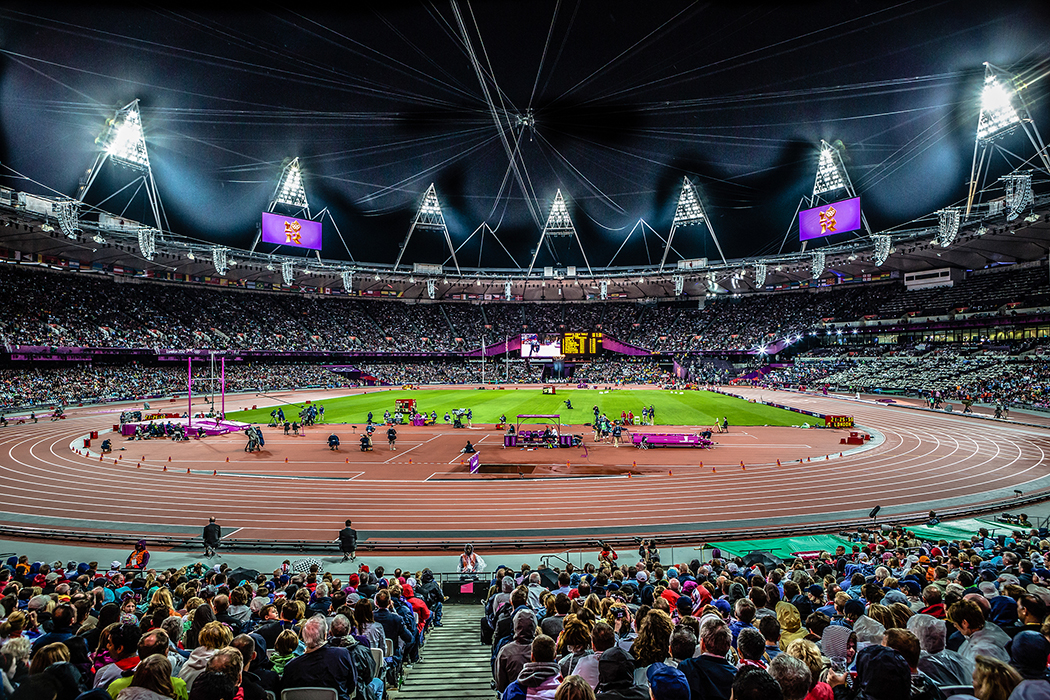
[2,388,1049,549]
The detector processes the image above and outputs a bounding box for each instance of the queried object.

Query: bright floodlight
[415,184,447,229]
[543,189,576,237]
[673,177,705,225]
[101,101,150,170]
[977,73,1022,142]
[813,141,847,196]
[275,158,309,210]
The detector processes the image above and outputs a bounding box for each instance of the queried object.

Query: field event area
[238,388,803,428]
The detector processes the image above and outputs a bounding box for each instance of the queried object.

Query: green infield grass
[237,388,804,427]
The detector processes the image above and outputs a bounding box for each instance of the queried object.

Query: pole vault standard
[187,355,226,429]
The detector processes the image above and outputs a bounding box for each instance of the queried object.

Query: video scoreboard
[561,332,603,356]
[520,332,603,357]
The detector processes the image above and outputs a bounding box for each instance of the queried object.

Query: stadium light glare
[672,178,705,226]
[186,251,195,260]
[274,158,309,210]
[813,141,847,196]
[101,102,150,170]
[977,73,1022,142]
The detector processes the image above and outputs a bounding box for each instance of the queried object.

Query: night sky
[1,1,1048,270]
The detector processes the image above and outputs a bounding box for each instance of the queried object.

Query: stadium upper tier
[2,258,1050,355]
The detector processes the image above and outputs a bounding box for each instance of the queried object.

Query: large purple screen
[799,197,861,241]
[261,212,322,250]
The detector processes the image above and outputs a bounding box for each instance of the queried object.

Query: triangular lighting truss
[76,99,167,233]
[393,184,460,274]
[527,189,593,277]
[966,63,1050,216]
[660,177,727,271]
[270,157,310,216]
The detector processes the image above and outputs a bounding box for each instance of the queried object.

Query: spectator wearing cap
[646,662,690,700]
[1010,630,1050,682]
[949,599,1009,669]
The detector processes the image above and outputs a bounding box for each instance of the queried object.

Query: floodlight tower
[269,157,311,218]
[779,140,871,253]
[526,189,593,277]
[965,62,1050,217]
[76,99,168,233]
[393,184,460,274]
[659,177,727,271]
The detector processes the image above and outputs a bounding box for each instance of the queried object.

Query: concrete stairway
[391,603,494,700]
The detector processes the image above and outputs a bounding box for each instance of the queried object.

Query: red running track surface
[2,387,1049,547]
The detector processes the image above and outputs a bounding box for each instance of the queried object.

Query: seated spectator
[496,608,538,693]
[106,629,188,699]
[95,623,144,689]
[178,621,233,692]
[571,622,616,688]
[678,615,736,700]
[783,638,834,700]
[281,616,356,700]
[646,662,690,700]
[736,628,767,670]
[114,653,176,700]
[502,634,561,700]
[731,666,783,700]
[269,630,300,675]
[593,646,646,700]
[768,654,810,700]
[949,599,1009,666]
[880,629,940,700]
[906,613,969,686]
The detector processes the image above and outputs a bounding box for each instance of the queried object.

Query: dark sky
[1,1,1048,270]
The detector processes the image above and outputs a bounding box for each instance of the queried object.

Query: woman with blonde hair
[555,674,596,700]
[116,653,176,700]
[784,638,833,700]
[971,655,1022,700]
[177,620,233,691]
[147,588,177,618]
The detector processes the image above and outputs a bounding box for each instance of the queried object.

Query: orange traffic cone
[186,468,190,474]
[162,465,167,472]
[627,472,632,478]
[285,457,289,463]
[226,457,229,462]
[776,459,781,466]
[136,463,141,468]
[168,456,172,462]
[669,470,673,476]
[99,455,103,461]
[712,466,717,473]
[213,470,217,476]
